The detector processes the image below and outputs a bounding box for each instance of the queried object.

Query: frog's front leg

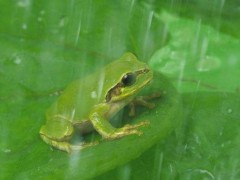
[39,116,98,153]
[128,92,161,116]
[89,104,149,140]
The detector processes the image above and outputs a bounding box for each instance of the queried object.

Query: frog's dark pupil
[122,73,136,86]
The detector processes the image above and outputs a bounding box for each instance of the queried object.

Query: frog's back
[46,74,105,122]
[46,52,149,123]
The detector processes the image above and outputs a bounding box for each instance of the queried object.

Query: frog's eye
[122,73,136,86]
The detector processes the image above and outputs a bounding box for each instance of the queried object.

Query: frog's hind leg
[40,134,98,153]
[40,134,72,152]
[40,118,98,153]
[39,119,74,153]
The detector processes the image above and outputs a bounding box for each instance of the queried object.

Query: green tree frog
[39,52,153,153]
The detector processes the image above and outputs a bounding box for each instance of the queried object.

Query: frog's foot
[40,134,72,153]
[40,119,75,153]
[40,120,98,153]
[104,120,150,140]
[128,92,161,116]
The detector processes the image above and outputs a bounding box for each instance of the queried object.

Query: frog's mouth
[106,68,153,102]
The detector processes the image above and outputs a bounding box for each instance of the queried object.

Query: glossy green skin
[39,52,153,152]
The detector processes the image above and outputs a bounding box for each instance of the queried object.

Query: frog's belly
[73,119,94,134]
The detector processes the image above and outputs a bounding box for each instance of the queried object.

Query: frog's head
[104,52,153,102]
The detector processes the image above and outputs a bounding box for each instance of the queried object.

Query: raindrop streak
[16,0,33,32]
[177,59,186,90]
[70,108,76,121]
[193,169,215,179]
[155,152,164,180]
[199,37,209,63]
[196,34,221,72]
[97,72,105,101]
[194,134,201,145]
[143,11,154,57]
[67,152,81,179]
[129,0,135,15]
[75,19,82,46]
[59,16,67,28]
[119,165,131,180]
[194,80,201,93]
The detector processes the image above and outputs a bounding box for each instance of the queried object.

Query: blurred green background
[0,0,240,179]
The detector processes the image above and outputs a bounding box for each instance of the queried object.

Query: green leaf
[97,92,240,179]
[1,0,240,179]
[0,71,181,179]
[150,11,240,92]
[0,1,170,178]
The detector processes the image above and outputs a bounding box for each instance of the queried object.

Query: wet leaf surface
[0,0,240,179]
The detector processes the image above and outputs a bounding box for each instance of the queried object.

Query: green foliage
[0,0,240,179]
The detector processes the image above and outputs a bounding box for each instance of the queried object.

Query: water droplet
[219,129,223,136]
[22,23,27,30]
[54,91,61,96]
[37,17,43,22]
[40,10,45,15]
[2,148,11,153]
[59,16,67,27]
[194,134,201,144]
[227,108,233,113]
[17,0,31,7]
[10,54,23,65]
[91,91,97,99]
[228,55,237,66]
[14,57,22,64]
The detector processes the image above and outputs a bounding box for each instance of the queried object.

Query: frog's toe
[104,128,144,140]
[123,120,150,130]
